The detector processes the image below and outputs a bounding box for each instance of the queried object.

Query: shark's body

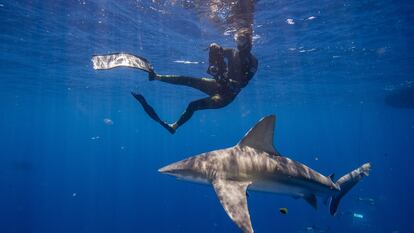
[159,115,371,233]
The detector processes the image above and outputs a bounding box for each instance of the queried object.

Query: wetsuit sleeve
[238,55,258,88]
[248,56,258,78]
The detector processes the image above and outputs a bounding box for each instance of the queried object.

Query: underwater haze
[1,0,413,232]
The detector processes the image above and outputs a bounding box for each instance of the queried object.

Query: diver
[91,0,257,134]
[130,28,258,134]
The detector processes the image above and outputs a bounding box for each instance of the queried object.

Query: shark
[159,115,371,233]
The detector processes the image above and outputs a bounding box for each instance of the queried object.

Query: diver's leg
[131,92,175,134]
[171,95,226,131]
[153,74,219,96]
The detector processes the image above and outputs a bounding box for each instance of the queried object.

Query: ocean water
[1,0,413,232]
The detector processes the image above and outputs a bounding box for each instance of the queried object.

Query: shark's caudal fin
[238,115,280,156]
[330,162,371,216]
[91,53,154,73]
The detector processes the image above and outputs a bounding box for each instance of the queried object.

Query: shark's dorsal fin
[212,179,253,233]
[238,115,280,156]
[328,173,335,181]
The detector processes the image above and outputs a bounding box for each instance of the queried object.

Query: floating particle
[353,213,364,219]
[286,18,295,25]
[72,192,77,197]
[103,118,114,125]
[91,136,100,140]
[307,16,316,20]
[279,208,288,214]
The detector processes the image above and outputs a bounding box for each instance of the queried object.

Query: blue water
[1,1,413,232]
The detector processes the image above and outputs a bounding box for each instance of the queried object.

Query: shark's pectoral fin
[212,179,253,233]
[303,194,318,210]
[238,115,280,156]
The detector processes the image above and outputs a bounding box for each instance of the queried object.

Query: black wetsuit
[132,43,258,133]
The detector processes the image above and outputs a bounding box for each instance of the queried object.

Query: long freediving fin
[131,92,175,134]
[91,53,154,73]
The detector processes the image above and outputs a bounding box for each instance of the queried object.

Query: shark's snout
[158,157,209,185]
[158,164,176,174]
[158,160,188,175]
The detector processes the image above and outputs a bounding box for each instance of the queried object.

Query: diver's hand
[228,79,240,86]
[207,65,219,76]
[225,79,242,93]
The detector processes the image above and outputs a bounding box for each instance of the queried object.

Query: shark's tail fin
[330,162,371,216]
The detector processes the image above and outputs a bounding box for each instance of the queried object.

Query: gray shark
[159,115,371,233]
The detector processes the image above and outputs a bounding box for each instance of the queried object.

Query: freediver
[131,28,258,134]
[91,0,257,134]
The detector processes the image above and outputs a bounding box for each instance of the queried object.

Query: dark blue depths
[0,0,413,232]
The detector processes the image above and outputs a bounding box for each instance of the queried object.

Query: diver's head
[234,28,252,52]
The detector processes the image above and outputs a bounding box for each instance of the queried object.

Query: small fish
[279,208,288,214]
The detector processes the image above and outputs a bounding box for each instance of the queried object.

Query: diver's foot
[169,122,178,131]
[131,91,175,134]
[161,122,176,134]
[148,70,157,81]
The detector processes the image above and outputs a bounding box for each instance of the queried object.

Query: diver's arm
[247,56,258,80]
